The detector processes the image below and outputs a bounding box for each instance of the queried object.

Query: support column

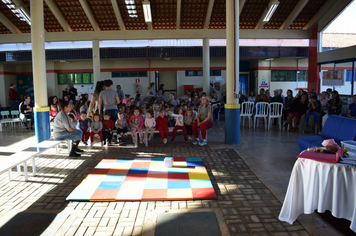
[203,38,210,94]
[308,24,320,93]
[92,40,100,85]
[31,1,50,143]
[225,0,240,144]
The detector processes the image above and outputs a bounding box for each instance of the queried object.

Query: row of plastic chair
[240,102,283,130]
[0,110,21,128]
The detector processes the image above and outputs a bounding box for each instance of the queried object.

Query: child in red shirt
[156,108,169,144]
[102,111,114,146]
[50,104,59,122]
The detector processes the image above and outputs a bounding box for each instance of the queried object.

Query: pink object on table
[297,148,344,163]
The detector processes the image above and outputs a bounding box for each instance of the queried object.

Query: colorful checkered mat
[66,157,217,201]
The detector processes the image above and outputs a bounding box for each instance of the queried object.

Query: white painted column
[203,38,210,94]
[226,0,235,104]
[0,64,5,107]
[92,40,101,84]
[31,0,47,108]
[235,0,240,101]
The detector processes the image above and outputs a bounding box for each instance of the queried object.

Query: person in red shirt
[8,83,19,110]
[50,104,59,122]
[102,111,114,146]
[156,108,169,144]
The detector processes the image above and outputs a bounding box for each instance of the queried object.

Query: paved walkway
[0,120,351,235]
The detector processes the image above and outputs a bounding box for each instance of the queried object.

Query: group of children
[49,97,199,146]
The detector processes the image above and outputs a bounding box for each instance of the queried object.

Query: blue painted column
[224,0,240,144]
[31,1,50,142]
[34,108,51,142]
[225,104,240,144]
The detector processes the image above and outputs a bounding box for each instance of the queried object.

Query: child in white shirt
[144,111,156,142]
[170,106,188,143]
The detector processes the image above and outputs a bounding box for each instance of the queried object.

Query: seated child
[102,111,114,146]
[184,108,194,140]
[50,104,59,122]
[68,113,79,130]
[115,112,129,143]
[167,105,175,127]
[170,106,188,142]
[79,111,91,145]
[129,107,144,144]
[80,100,88,113]
[90,113,104,146]
[156,108,169,144]
[144,111,156,142]
[153,104,160,119]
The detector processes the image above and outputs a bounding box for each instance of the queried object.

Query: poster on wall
[259,77,269,89]
[17,75,34,102]
[322,70,345,86]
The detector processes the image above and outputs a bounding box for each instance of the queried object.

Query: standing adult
[192,95,213,146]
[116,85,124,102]
[99,80,120,123]
[62,85,71,103]
[69,83,78,104]
[8,83,19,110]
[147,82,156,97]
[88,81,106,115]
[209,83,217,98]
[53,100,83,157]
[157,84,165,100]
[19,95,34,129]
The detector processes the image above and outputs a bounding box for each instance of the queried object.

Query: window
[185,70,221,76]
[58,73,94,85]
[112,71,147,77]
[271,70,306,82]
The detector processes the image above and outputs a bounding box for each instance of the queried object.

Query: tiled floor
[0,120,350,235]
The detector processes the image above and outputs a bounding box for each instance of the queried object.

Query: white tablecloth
[279,158,356,232]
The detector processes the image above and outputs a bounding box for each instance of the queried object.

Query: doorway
[156,70,177,100]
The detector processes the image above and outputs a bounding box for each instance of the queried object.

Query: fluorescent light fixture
[265,58,274,61]
[17,8,31,25]
[126,5,136,9]
[128,10,137,14]
[3,0,31,25]
[125,0,135,4]
[142,0,152,23]
[263,1,279,22]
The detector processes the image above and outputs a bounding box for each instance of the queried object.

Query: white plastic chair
[268,103,283,130]
[254,102,269,129]
[240,102,254,128]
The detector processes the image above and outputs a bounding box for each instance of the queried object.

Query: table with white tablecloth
[279,158,356,232]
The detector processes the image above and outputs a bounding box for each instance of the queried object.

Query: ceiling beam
[45,0,72,32]
[111,0,125,30]
[176,0,181,29]
[204,0,215,29]
[0,11,21,34]
[280,0,308,29]
[0,29,312,44]
[239,0,246,15]
[78,0,100,31]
